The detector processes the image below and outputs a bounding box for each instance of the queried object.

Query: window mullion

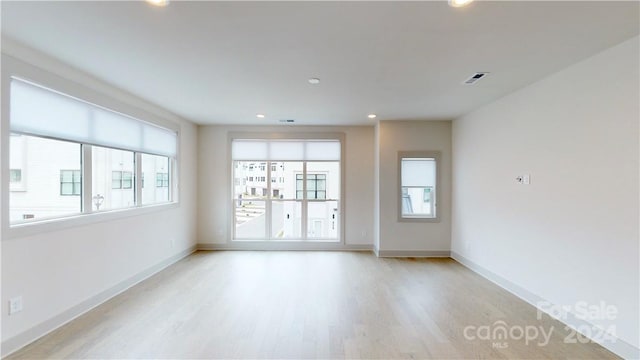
[301,161,308,240]
[266,161,272,240]
[82,144,93,213]
[135,152,142,206]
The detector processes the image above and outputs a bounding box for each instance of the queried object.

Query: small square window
[10,169,22,183]
[155,173,169,188]
[60,170,82,196]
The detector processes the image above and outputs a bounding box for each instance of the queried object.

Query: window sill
[4,202,179,240]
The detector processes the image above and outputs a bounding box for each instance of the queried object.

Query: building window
[10,169,22,183]
[122,172,133,189]
[399,151,439,221]
[156,173,169,188]
[111,171,122,189]
[297,174,326,199]
[60,170,82,196]
[111,171,133,189]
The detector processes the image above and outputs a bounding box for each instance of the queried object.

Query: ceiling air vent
[279,119,295,123]
[463,72,489,85]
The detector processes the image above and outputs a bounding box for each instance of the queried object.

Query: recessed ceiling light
[146,0,169,7]
[308,78,320,85]
[256,114,265,118]
[368,114,377,119]
[448,0,473,7]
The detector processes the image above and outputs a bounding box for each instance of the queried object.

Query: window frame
[398,151,441,223]
[2,55,181,239]
[228,132,345,243]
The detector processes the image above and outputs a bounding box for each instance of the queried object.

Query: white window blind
[10,78,177,157]
[232,139,340,161]
[401,158,436,187]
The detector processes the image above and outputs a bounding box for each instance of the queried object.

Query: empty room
[1,1,638,359]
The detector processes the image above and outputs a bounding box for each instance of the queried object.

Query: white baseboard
[1,245,197,358]
[197,242,373,252]
[376,250,450,257]
[451,251,640,360]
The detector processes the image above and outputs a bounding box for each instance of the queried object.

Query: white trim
[0,245,197,358]
[82,144,93,213]
[376,250,450,257]
[451,251,640,360]
[135,152,143,205]
[197,242,372,252]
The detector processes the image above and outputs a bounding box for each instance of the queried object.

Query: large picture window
[7,77,177,225]
[232,138,341,241]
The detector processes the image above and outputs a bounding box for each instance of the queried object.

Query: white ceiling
[2,1,638,126]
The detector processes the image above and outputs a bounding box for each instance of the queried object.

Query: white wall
[197,125,374,247]
[452,36,639,354]
[376,121,452,254]
[0,42,198,354]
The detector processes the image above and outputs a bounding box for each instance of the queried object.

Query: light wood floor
[8,251,617,359]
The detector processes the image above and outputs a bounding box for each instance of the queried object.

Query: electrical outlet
[170,239,175,248]
[9,296,23,315]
